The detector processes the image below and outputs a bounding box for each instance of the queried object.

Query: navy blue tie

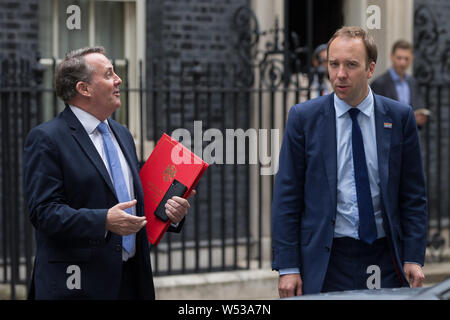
[348,108,377,244]
[97,122,134,253]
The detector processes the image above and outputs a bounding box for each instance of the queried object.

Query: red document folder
[139,133,209,245]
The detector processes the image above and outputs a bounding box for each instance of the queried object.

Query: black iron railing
[419,84,450,259]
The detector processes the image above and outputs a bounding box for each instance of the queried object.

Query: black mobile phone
[154,179,188,222]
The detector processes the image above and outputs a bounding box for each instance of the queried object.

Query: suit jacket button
[115,244,122,252]
[325,246,330,252]
[331,219,335,225]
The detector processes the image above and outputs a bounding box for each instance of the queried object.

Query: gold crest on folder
[163,164,177,182]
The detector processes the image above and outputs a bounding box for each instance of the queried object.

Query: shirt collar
[69,105,108,135]
[389,67,409,82]
[334,87,374,119]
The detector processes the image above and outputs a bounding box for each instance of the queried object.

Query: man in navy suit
[371,40,429,129]
[24,47,192,299]
[272,27,427,297]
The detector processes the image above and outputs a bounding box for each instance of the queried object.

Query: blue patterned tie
[97,122,134,253]
[348,108,377,244]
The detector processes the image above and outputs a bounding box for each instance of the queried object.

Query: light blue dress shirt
[333,88,385,240]
[389,68,410,105]
[279,88,386,275]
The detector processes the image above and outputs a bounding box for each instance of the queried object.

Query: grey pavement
[1,252,450,300]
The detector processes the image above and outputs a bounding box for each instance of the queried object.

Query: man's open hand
[105,199,147,236]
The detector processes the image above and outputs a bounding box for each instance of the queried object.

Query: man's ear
[367,61,376,79]
[75,81,90,97]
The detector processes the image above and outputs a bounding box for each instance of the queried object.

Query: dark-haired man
[371,40,429,128]
[24,47,192,299]
[272,27,427,297]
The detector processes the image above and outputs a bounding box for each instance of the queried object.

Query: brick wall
[146,0,250,134]
[147,0,248,63]
[0,0,39,60]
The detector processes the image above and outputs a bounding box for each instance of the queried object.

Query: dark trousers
[321,237,402,293]
[119,256,140,300]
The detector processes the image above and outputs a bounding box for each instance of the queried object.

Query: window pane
[58,0,90,57]
[95,1,124,60]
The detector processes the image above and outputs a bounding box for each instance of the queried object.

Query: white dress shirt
[70,105,136,261]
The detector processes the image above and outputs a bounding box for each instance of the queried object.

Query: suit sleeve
[23,127,108,245]
[398,108,428,265]
[272,106,305,271]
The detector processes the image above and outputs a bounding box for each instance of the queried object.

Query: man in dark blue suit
[272,27,427,297]
[23,47,192,299]
[371,40,429,129]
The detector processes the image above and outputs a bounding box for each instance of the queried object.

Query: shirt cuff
[279,268,300,275]
[404,261,423,267]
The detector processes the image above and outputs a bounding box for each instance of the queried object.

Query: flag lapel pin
[384,122,392,129]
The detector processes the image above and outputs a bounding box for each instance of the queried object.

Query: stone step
[2,252,450,300]
[422,261,450,285]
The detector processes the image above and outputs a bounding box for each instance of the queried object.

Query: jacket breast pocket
[48,248,92,263]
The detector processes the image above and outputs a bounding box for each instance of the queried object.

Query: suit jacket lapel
[62,107,117,197]
[374,95,392,199]
[320,94,338,215]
